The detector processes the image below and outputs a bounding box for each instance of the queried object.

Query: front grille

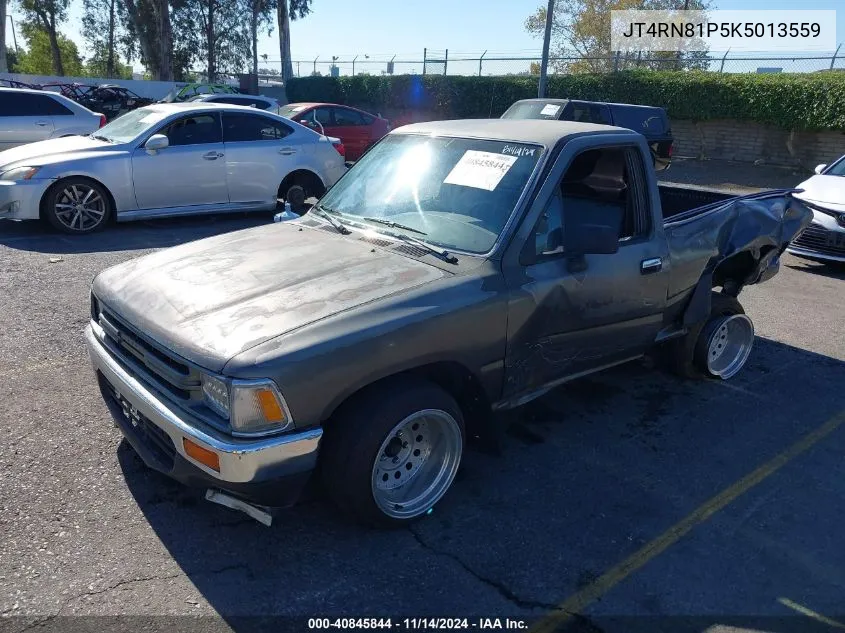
[792,223,845,256]
[98,373,176,471]
[96,305,200,402]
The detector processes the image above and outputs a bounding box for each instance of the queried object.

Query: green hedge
[286,71,845,131]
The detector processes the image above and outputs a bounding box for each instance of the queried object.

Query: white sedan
[0,102,347,234]
[788,155,845,264]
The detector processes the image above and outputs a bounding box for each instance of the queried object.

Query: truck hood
[92,222,447,372]
[0,135,114,171]
[795,175,845,212]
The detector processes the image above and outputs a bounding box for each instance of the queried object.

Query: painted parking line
[530,408,845,633]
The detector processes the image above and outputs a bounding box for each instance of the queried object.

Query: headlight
[0,166,40,181]
[201,375,293,436]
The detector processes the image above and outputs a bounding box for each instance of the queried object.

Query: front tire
[320,379,465,527]
[43,178,112,234]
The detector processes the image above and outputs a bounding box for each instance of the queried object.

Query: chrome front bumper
[0,179,51,221]
[85,323,322,485]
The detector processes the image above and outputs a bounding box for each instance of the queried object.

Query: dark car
[501,98,674,171]
[279,102,390,161]
[85,84,154,120]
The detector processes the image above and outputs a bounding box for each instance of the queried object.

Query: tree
[16,23,83,75]
[81,0,126,77]
[84,42,133,77]
[172,0,250,81]
[525,0,711,73]
[122,0,175,80]
[19,0,71,75]
[244,0,276,86]
[277,0,310,83]
[1,0,8,72]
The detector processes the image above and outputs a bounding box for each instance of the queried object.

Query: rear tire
[668,292,752,380]
[43,177,112,234]
[320,378,465,528]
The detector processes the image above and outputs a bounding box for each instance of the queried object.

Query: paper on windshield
[443,150,518,192]
[540,103,561,117]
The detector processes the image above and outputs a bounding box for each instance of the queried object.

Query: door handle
[35,121,50,127]
[278,147,297,155]
[202,151,224,160]
[641,257,663,274]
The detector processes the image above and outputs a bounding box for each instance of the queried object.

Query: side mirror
[144,134,169,153]
[814,164,827,175]
[565,222,620,256]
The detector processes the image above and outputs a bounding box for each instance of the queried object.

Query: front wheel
[320,379,464,527]
[43,178,112,234]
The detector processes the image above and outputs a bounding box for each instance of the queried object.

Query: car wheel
[668,292,752,380]
[44,178,112,234]
[320,378,465,527]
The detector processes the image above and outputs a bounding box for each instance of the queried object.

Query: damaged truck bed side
[85,119,811,527]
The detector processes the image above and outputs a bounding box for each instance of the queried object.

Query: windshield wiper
[310,205,350,235]
[362,216,427,236]
[391,232,458,264]
[90,134,112,143]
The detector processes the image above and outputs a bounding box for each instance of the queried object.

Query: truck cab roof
[392,118,639,147]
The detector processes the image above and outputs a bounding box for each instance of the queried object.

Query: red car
[279,102,390,161]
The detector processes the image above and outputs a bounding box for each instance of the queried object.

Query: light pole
[7,14,19,54]
[538,0,555,97]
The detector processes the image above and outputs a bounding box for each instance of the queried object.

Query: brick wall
[672,119,845,168]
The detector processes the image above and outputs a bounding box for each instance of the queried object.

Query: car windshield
[95,107,170,143]
[501,101,567,120]
[316,134,543,254]
[824,158,845,176]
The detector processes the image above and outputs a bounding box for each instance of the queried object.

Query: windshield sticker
[502,145,537,158]
[540,103,561,117]
[444,150,518,191]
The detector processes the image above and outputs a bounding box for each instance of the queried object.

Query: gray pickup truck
[85,119,810,527]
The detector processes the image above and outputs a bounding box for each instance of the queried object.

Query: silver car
[0,87,105,151]
[0,102,347,234]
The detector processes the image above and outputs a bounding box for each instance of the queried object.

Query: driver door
[501,141,670,398]
[131,112,229,210]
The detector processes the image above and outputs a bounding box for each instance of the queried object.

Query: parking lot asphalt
[1,214,844,633]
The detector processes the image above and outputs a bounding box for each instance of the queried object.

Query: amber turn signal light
[182,437,220,472]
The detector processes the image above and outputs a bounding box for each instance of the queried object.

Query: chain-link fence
[277,48,845,78]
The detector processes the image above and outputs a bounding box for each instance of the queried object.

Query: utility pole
[538,0,555,98]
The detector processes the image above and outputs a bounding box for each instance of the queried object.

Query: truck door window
[558,146,649,245]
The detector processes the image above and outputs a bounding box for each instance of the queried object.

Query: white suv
[0,88,105,151]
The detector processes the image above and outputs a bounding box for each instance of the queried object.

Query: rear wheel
[669,292,753,380]
[278,171,325,204]
[320,378,464,527]
[43,178,112,234]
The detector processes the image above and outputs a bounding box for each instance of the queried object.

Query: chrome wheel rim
[371,409,462,520]
[705,314,754,379]
[54,184,106,231]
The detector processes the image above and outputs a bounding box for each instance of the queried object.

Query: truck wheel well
[325,362,493,441]
[39,175,117,221]
[712,246,777,295]
[278,170,325,201]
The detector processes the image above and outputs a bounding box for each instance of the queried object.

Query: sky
[4,0,844,75]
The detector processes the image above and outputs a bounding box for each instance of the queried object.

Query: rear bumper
[85,323,322,506]
[0,179,51,221]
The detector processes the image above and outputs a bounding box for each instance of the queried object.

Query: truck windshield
[501,101,567,120]
[317,134,543,254]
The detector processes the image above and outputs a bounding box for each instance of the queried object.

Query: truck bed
[659,183,737,222]
[660,187,809,302]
